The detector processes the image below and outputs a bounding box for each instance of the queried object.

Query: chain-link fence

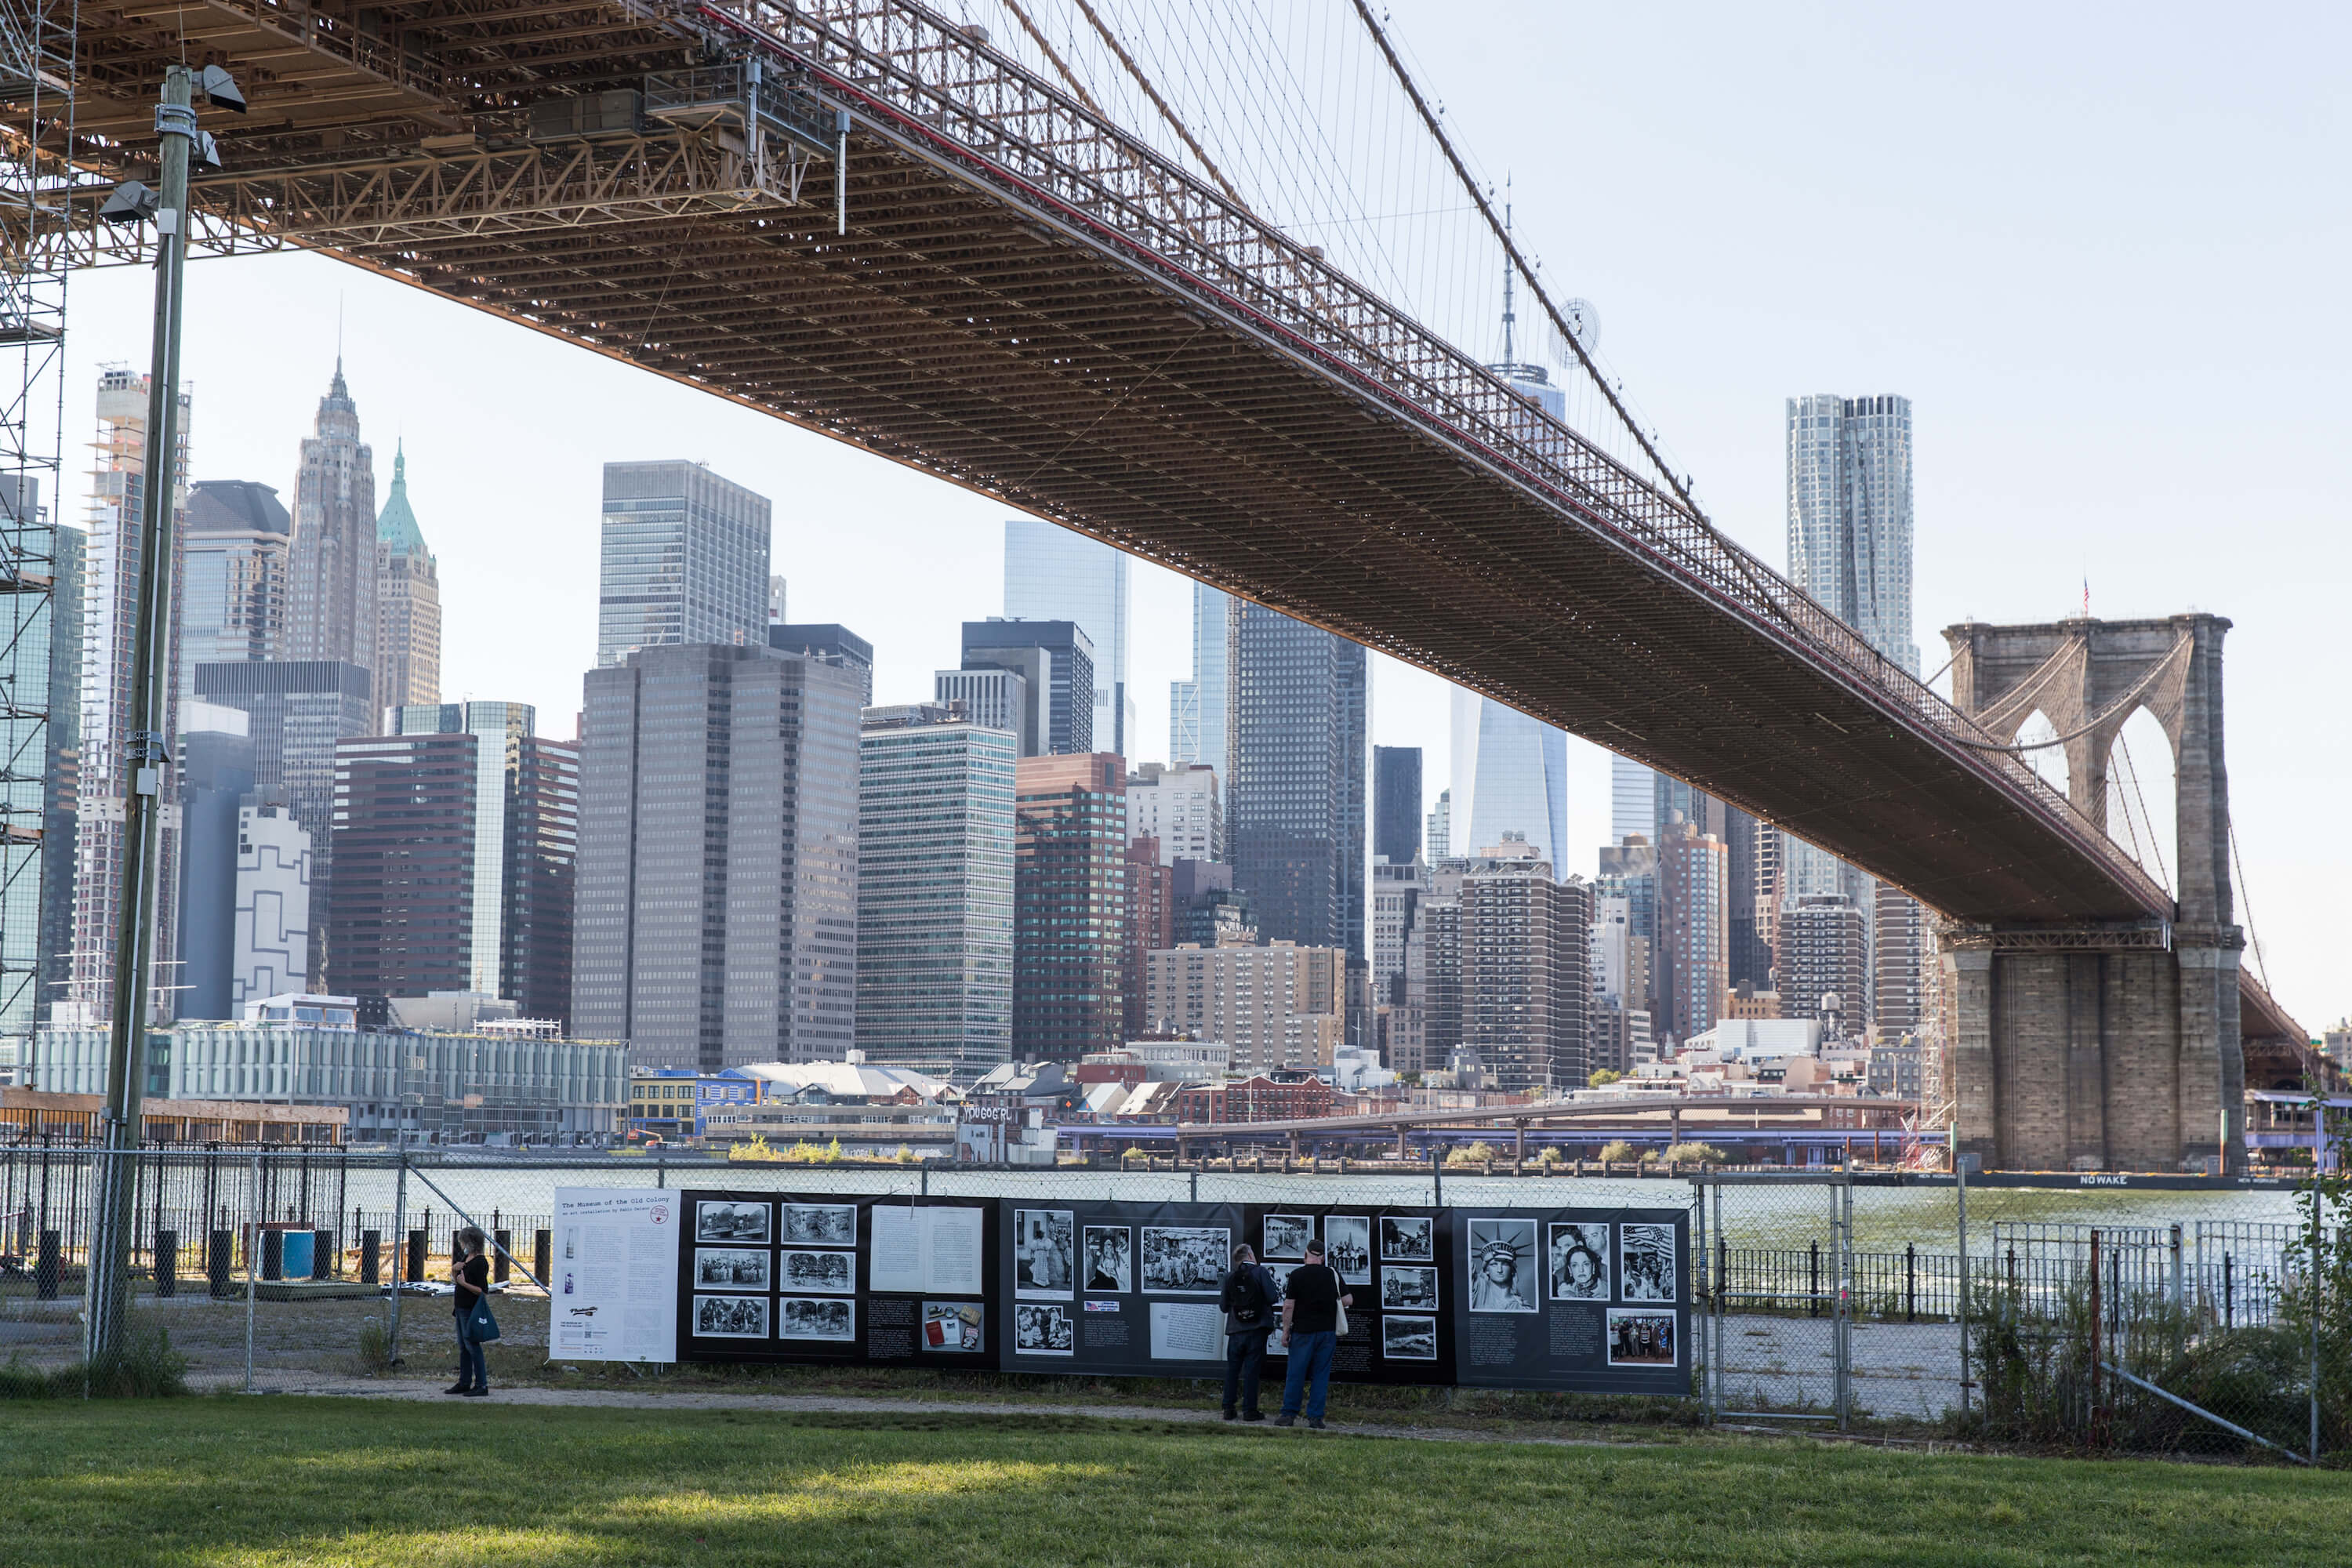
[4,1145,2343,1461]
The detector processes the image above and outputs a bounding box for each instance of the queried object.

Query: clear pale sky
[56,2,2347,1028]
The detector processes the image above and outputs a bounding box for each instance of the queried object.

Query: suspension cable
[2114,731,2171,893]
[1944,637,2190,753]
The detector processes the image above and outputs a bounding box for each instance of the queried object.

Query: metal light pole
[83,64,198,1367]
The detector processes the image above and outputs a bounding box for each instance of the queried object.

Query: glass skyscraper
[1609,754,1655,845]
[597,460,771,667]
[857,705,1015,1083]
[1787,394,1917,675]
[1003,517,1130,757]
[1228,603,1367,961]
[1169,581,1229,771]
[180,479,289,708]
[1449,688,1569,875]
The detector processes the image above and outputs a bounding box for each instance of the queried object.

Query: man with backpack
[1219,1242,1278,1421]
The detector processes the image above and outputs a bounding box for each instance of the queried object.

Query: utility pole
[83,62,205,1367]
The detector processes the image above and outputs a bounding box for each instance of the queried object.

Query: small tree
[1598,1140,1638,1164]
[1446,1140,1497,1167]
[1659,1142,1726,1168]
[1588,1068,1623,1087]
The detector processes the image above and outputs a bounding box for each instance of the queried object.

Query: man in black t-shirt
[1276,1239,1352,1428]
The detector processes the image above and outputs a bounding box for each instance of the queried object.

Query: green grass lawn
[2,1399,2346,1566]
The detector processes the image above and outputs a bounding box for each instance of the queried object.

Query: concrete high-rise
[330,702,578,1022]
[1461,842,1593,1092]
[1450,688,1568,876]
[596,461,771,666]
[1425,787,1450,863]
[34,503,82,1029]
[1373,746,1422,867]
[1004,517,1130,757]
[1122,837,1174,1042]
[1227,602,1366,961]
[194,659,374,987]
[174,703,256,1020]
[934,665,1035,755]
[285,363,378,700]
[180,479,290,701]
[856,702,1015,1083]
[1780,895,1870,1036]
[1144,939,1344,1076]
[1655,818,1727,1045]
[231,804,310,1010]
[1371,858,1428,1004]
[575,644,861,1069]
[770,623,873,706]
[1169,582,1229,771]
[373,444,441,712]
[1011,753,1127,1062]
[960,619,1094,755]
[1125,762,1220,864]
[68,367,189,1025]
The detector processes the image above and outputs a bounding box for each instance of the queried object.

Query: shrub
[1598,1140,1639,1164]
[2,1324,188,1400]
[728,1134,783,1163]
[1534,1146,1565,1166]
[1658,1142,1726,1167]
[1446,1141,1497,1167]
[1588,1069,1623,1087]
[1121,1146,1149,1162]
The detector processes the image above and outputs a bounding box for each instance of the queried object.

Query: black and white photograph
[1261,1265,1295,1355]
[1606,1308,1677,1367]
[1380,1214,1434,1262]
[694,1200,771,1243]
[1014,1302,1074,1356]
[781,1296,856,1342]
[1548,1222,1610,1301]
[781,1248,855,1294]
[1325,1214,1372,1285]
[924,1301,984,1353]
[1467,1218,1538,1313]
[1619,1222,1678,1302]
[1381,1265,1439,1310]
[1014,1208,1075,1298]
[693,1294,769,1338]
[1261,1213,1313,1261]
[1140,1225,1230,1294]
[1381,1314,1438,1361]
[694,1247,771,1289]
[782,1203,858,1247]
[1083,1225,1133,1293]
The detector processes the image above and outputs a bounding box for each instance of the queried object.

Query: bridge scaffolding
[0,0,73,1070]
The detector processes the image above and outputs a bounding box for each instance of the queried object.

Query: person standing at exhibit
[1275,1238,1352,1429]
[1219,1243,1278,1421]
[448,1226,492,1397]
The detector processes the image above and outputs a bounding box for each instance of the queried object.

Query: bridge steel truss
[2,0,2299,1047]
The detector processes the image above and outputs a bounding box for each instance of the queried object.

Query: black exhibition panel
[677,1190,999,1370]
[1001,1200,1247,1375]
[1450,1206,1691,1395]
[1243,1204,1454,1387]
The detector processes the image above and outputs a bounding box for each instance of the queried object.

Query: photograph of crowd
[694,1294,769,1338]
[1619,1223,1677,1302]
[1015,1209,1075,1298]
[1381,1265,1439,1310]
[1606,1308,1676,1367]
[782,1203,858,1247]
[1083,1225,1133,1293]
[1325,1215,1372,1284]
[1547,1222,1610,1301]
[1140,1226,1229,1293]
[1468,1218,1538,1313]
[924,1301,984,1352]
[1380,1214,1434,1262]
[1261,1214,1312,1261]
[1014,1302,1074,1356]
[694,1248,770,1289]
[781,1296,856,1342]
[1382,1314,1438,1360]
[782,1249,855,1294]
[695,1200,770,1243]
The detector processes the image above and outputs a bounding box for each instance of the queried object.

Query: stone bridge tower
[1939,614,2241,1173]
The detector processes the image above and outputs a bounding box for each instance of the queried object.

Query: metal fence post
[1835,1167,1852,1431]
[1955,1138,1971,1417]
[1709,1180,1725,1417]
[2310,1120,2324,1465]
[244,1152,259,1393]
[1692,1174,1711,1421]
[388,1150,408,1367]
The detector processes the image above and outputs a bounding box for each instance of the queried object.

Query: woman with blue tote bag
[448,1225,497,1397]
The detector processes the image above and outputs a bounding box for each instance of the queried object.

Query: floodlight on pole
[198,64,245,113]
[98,181,158,225]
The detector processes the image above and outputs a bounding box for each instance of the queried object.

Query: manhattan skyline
[38,0,2345,1029]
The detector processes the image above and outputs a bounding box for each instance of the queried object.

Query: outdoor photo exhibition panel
[550,1188,682,1363]
[1452,1206,1689,1395]
[1005,1200,1247,1375]
[1250,1205,1451,1386]
[677,1191,999,1368]
[647,1191,1686,1394]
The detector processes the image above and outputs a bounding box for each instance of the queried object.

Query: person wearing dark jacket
[1219,1243,1278,1421]
[1276,1238,1352,1428]
[447,1226,492,1397]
